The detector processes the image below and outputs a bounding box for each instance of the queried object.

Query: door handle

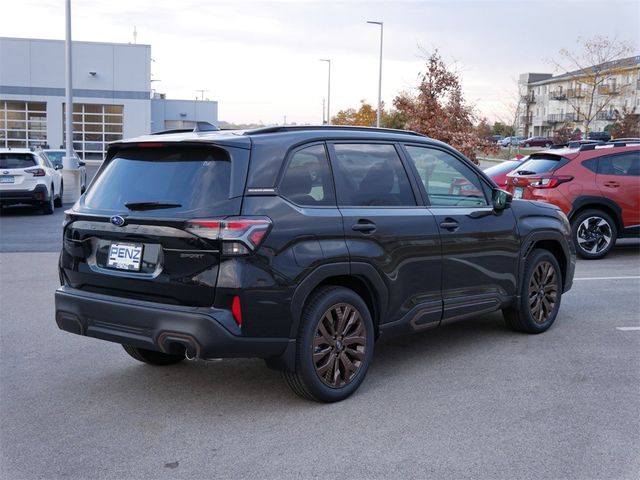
[352,221,377,233]
[603,181,620,188]
[439,219,459,231]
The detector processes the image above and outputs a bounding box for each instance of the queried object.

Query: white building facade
[0,37,218,159]
[516,56,640,138]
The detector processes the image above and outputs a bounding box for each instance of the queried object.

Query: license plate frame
[107,242,144,271]
[0,176,15,184]
[513,187,523,199]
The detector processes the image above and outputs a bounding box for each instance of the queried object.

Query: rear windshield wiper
[515,170,538,175]
[124,201,182,211]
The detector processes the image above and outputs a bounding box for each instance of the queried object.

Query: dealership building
[0,37,218,159]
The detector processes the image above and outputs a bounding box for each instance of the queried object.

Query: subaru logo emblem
[110,216,126,227]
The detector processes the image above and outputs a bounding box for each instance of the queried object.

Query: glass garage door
[63,104,123,160]
[0,101,47,149]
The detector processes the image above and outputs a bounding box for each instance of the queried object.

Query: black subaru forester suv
[56,126,575,402]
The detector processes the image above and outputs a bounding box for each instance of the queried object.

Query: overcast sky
[3,0,640,124]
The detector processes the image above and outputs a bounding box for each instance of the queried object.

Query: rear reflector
[231,296,242,326]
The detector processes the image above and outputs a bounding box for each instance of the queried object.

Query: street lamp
[367,20,383,128]
[320,59,331,125]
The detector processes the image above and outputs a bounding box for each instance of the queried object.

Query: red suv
[505,142,640,259]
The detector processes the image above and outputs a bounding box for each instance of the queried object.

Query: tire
[503,249,562,334]
[42,185,54,215]
[545,143,551,148]
[571,209,617,259]
[122,344,185,366]
[54,181,63,207]
[282,286,374,402]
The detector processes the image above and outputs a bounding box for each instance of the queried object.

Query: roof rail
[244,125,427,137]
[151,121,220,136]
[579,139,640,151]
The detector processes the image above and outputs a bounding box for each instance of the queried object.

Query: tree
[551,35,634,135]
[552,126,572,145]
[393,49,497,163]
[610,107,640,138]
[491,121,514,137]
[476,118,492,140]
[331,100,406,129]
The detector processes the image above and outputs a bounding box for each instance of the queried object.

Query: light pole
[320,59,331,125]
[63,0,81,203]
[367,21,383,128]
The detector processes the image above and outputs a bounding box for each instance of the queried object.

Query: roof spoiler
[151,121,220,135]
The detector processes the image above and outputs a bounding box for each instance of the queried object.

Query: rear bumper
[55,286,291,360]
[0,185,48,204]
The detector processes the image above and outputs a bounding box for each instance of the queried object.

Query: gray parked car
[43,150,87,193]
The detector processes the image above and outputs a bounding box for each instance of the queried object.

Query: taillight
[530,175,574,189]
[185,216,272,256]
[25,168,46,177]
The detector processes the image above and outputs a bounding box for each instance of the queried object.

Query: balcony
[636,79,640,90]
[521,93,536,103]
[567,88,585,98]
[596,111,618,121]
[520,115,533,124]
[547,113,578,123]
[549,90,567,100]
[598,85,620,95]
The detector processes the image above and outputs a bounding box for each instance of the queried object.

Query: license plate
[513,187,523,199]
[0,176,14,184]
[107,243,143,271]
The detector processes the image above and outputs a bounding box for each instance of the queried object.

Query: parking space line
[616,327,640,331]
[574,276,640,281]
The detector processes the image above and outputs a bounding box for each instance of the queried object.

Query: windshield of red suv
[513,154,565,175]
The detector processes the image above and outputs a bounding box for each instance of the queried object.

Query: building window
[63,103,123,160]
[0,101,47,148]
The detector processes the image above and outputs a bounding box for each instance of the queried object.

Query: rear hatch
[60,144,250,307]
[0,153,39,190]
[505,152,576,199]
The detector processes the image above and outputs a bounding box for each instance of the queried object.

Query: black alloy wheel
[503,249,563,334]
[313,302,367,388]
[283,286,374,402]
[528,260,558,324]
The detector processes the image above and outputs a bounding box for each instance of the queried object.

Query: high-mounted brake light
[25,168,46,177]
[185,217,272,255]
[530,175,574,189]
[136,142,167,148]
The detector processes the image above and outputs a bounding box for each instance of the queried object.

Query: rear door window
[0,153,37,169]
[598,151,640,176]
[330,143,416,207]
[83,146,237,217]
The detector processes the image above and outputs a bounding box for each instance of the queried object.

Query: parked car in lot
[522,136,553,148]
[483,155,528,189]
[491,135,504,143]
[498,136,525,147]
[571,131,611,142]
[0,148,63,214]
[42,149,88,193]
[505,141,639,259]
[56,126,575,402]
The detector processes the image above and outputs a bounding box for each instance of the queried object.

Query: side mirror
[54,164,63,170]
[492,188,512,210]
[78,161,86,167]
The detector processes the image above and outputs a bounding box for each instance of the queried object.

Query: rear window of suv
[83,146,236,217]
[0,153,37,169]
[513,154,566,174]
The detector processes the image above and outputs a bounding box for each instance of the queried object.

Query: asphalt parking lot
[1,179,639,479]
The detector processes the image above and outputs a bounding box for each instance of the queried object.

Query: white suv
[0,148,63,214]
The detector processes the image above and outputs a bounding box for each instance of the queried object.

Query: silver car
[42,150,87,193]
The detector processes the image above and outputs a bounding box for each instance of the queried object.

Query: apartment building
[516,55,640,138]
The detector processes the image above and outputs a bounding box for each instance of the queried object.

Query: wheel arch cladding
[569,196,622,231]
